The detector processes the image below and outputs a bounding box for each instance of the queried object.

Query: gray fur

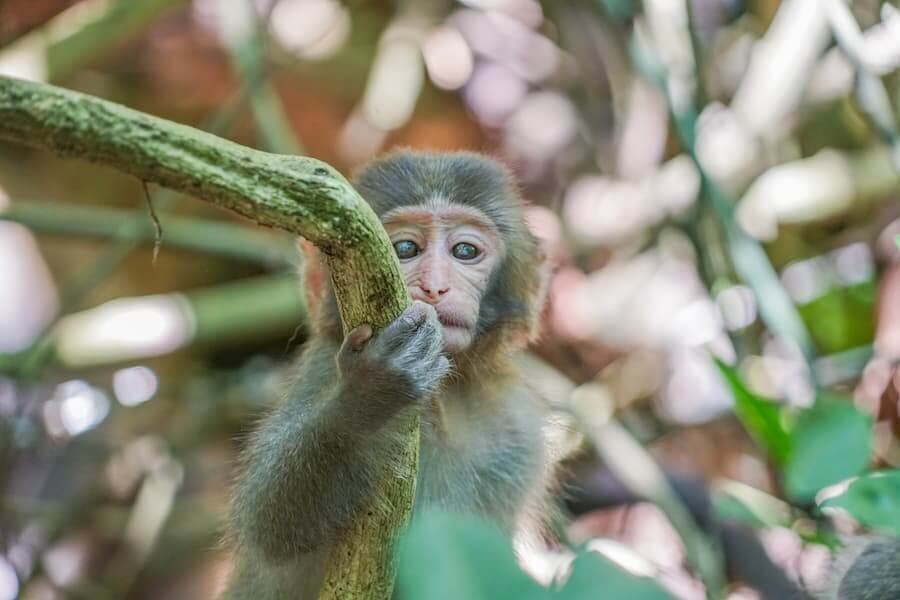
[815,537,900,600]
[223,151,551,599]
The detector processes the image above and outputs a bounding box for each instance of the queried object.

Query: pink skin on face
[383,203,503,354]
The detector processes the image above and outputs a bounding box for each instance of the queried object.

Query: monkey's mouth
[437,313,475,353]
[437,314,471,330]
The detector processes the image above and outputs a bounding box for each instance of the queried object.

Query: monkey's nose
[418,286,449,302]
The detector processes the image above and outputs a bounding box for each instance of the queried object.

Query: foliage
[797,283,876,354]
[715,361,874,503]
[396,511,672,600]
[822,470,900,536]
[714,360,791,465]
[783,396,872,503]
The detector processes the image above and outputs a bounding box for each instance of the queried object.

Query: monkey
[222,150,553,599]
[816,536,900,600]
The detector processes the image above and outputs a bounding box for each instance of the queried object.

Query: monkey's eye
[393,240,420,260]
[451,242,480,261]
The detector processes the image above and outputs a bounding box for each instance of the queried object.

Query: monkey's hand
[336,301,450,429]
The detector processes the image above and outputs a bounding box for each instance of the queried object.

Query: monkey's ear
[298,238,327,321]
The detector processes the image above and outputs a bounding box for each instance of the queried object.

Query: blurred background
[0,0,899,598]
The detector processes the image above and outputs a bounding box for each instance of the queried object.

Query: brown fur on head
[302,150,545,377]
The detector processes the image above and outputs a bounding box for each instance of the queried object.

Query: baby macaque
[224,151,552,599]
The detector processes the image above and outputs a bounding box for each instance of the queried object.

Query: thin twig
[141,180,163,264]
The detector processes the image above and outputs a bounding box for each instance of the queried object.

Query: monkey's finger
[378,302,432,353]
[397,301,433,331]
[342,324,373,353]
[410,311,440,346]
[400,322,443,367]
[402,331,445,374]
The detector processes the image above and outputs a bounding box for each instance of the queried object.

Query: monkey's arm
[230,361,379,558]
[230,303,448,560]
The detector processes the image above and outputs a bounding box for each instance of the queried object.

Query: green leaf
[395,511,548,600]
[821,470,900,535]
[397,512,676,600]
[559,553,673,600]
[714,359,791,464]
[784,397,872,503]
[797,283,875,354]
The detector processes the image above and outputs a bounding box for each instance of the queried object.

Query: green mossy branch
[0,75,408,330]
[0,75,414,600]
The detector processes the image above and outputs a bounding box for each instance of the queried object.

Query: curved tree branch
[0,75,414,600]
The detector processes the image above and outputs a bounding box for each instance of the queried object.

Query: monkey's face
[383,204,503,354]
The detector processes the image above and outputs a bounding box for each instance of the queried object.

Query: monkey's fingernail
[348,324,373,349]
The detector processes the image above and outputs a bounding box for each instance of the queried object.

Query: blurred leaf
[397,512,675,599]
[784,397,872,503]
[795,525,841,549]
[395,511,547,600]
[713,481,794,529]
[725,224,817,364]
[559,553,672,600]
[596,0,636,22]
[714,359,791,464]
[713,493,768,529]
[821,470,900,535]
[797,283,876,354]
